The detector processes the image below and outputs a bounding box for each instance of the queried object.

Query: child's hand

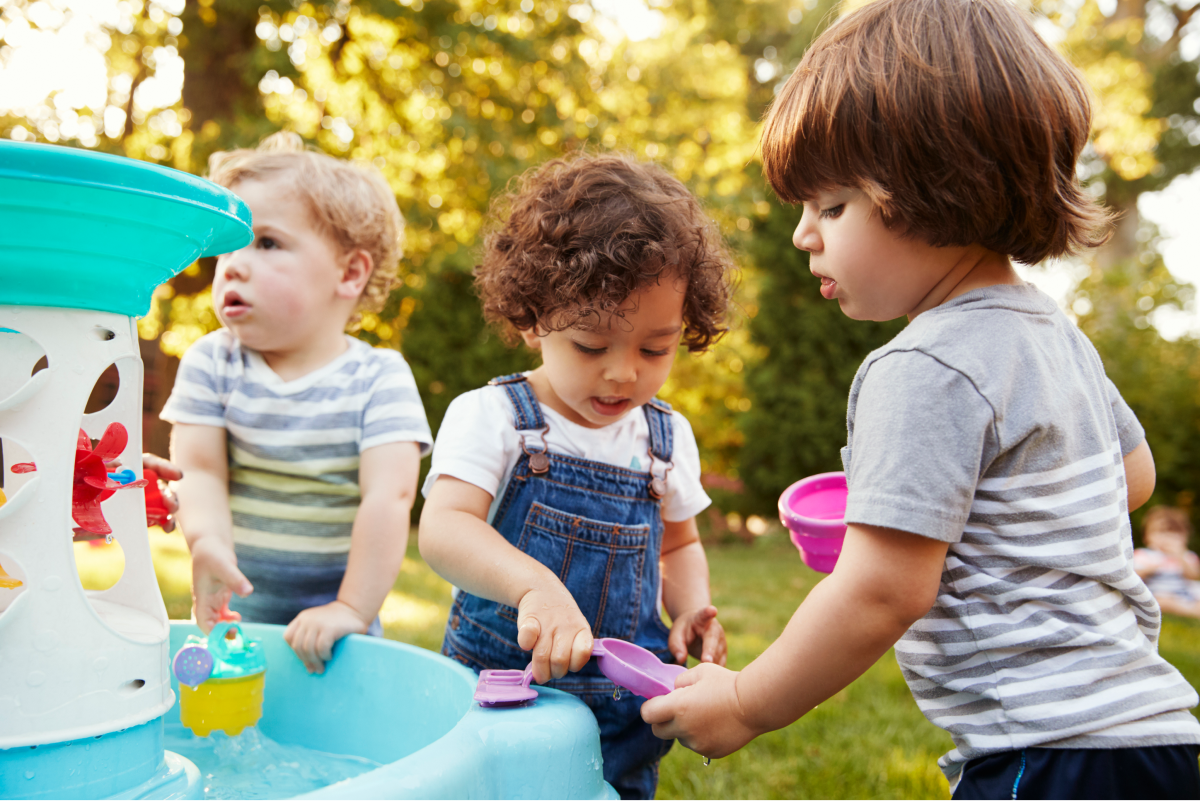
[641,663,761,759]
[141,453,181,531]
[516,583,594,684]
[190,537,253,634]
[668,604,727,666]
[284,600,370,674]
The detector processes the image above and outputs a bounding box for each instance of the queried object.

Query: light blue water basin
[167,622,618,800]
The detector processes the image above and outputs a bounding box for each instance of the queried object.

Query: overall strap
[643,398,674,500]
[488,373,551,474]
[487,373,546,432]
[643,397,674,463]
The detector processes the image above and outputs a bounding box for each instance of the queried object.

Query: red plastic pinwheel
[11,423,147,537]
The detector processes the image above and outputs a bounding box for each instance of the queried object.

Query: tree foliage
[2,0,1198,529]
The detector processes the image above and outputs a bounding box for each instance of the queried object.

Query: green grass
[75,530,1200,799]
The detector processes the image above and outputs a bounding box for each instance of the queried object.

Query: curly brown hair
[475,153,736,352]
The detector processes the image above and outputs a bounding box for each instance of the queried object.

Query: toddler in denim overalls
[419,153,737,798]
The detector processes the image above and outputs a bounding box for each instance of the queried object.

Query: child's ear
[336,249,373,299]
[518,327,543,351]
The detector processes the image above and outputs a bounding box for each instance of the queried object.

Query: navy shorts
[953,745,1200,800]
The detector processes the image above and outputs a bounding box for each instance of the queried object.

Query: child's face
[213,178,354,356]
[1145,524,1189,555]
[792,188,980,322]
[521,276,686,429]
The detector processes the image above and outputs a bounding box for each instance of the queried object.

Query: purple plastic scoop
[474,662,537,706]
[592,638,686,699]
[474,638,686,708]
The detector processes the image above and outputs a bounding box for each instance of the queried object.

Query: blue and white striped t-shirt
[160,330,432,622]
[843,284,1200,782]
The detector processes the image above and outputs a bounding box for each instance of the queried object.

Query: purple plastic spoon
[474,662,537,706]
[592,638,687,699]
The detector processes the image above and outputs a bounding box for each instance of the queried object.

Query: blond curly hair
[207,132,403,319]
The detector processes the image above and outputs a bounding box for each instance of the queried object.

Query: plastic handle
[207,621,243,662]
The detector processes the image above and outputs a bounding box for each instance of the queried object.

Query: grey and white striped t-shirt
[161,330,431,621]
[842,283,1200,781]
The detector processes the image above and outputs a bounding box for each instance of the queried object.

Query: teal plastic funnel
[0,141,251,317]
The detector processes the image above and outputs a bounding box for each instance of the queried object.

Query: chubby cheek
[256,273,311,318]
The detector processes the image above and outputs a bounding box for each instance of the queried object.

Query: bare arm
[1124,440,1155,513]
[660,517,726,666]
[419,475,593,683]
[170,423,252,632]
[642,524,948,757]
[285,441,421,673]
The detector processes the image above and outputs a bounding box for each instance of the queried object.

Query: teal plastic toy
[0,140,251,316]
[174,623,268,737]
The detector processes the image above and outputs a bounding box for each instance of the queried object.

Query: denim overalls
[441,374,676,799]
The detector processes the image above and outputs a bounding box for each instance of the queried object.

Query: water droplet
[24,771,34,780]
[612,687,621,701]
[704,757,712,767]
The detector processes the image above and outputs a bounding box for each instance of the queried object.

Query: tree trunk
[1094,196,1140,273]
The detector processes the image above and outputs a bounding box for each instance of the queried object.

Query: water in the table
[164,725,380,799]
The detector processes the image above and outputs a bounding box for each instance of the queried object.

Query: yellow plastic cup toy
[173,622,267,737]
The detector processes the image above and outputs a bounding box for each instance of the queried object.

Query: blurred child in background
[1134,506,1200,618]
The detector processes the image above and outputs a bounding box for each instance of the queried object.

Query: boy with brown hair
[162,133,431,674]
[643,1,1200,797]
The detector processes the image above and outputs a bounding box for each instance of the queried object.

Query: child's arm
[661,517,726,666]
[419,476,593,683]
[170,423,253,633]
[284,441,421,674]
[642,523,947,758]
[1124,440,1155,513]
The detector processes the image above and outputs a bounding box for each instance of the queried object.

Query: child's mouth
[817,275,837,300]
[590,397,630,417]
[222,293,250,318]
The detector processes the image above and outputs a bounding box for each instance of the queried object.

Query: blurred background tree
[1038,0,1200,534]
[1,0,1198,533]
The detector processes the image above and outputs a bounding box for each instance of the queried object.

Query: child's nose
[793,218,820,253]
[219,250,250,280]
[603,351,638,385]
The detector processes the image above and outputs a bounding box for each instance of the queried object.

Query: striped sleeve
[1106,378,1145,456]
[360,350,433,455]
[159,333,228,428]
[845,350,994,543]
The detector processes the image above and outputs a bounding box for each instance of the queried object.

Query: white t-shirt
[423,383,710,524]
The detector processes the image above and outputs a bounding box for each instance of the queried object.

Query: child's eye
[258,236,279,249]
[641,348,671,357]
[819,204,845,220]
[573,342,606,356]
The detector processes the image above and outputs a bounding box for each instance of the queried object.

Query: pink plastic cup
[778,471,848,573]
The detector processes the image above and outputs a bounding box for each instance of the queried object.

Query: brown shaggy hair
[207,132,403,317]
[760,0,1111,265]
[1144,506,1193,538]
[476,153,736,353]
